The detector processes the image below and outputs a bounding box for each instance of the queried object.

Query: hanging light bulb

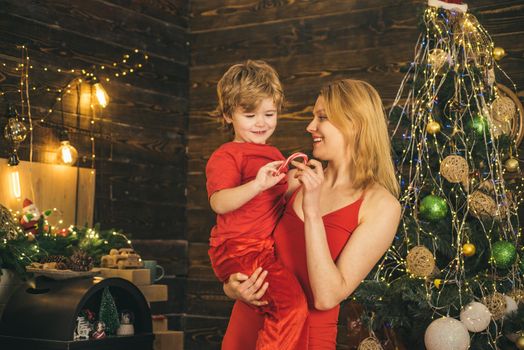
[4,105,27,146]
[93,82,109,108]
[56,130,78,166]
[7,154,21,200]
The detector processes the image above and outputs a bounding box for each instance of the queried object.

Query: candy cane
[276,152,309,175]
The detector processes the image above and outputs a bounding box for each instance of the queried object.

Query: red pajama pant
[209,242,308,350]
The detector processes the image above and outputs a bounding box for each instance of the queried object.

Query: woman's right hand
[223,267,269,306]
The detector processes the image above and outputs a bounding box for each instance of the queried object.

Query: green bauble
[491,241,517,269]
[467,115,489,138]
[420,195,448,221]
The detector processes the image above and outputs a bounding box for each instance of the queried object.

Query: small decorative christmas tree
[98,287,120,335]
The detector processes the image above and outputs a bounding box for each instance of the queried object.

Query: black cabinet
[0,277,153,350]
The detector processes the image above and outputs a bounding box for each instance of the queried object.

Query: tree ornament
[98,287,120,335]
[454,13,479,36]
[459,302,491,332]
[406,245,435,278]
[489,117,511,138]
[517,336,524,350]
[424,317,470,350]
[69,250,94,272]
[428,48,449,73]
[469,190,497,219]
[492,95,516,122]
[467,115,488,138]
[0,204,21,240]
[504,295,518,316]
[91,320,106,339]
[505,157,519,173]
[73,316,92,340]
[491,241,517,269]
[493,47,506,61]
[462,243,476,257]
[419,195,448,221]
[483,293,507,320]
[508,289,524,304]
[440,155,469,185]
[434,279,442,289]
[358,336,383,350]
[426,120,441,135]
[116,310,135,336]
[3,106,27,145]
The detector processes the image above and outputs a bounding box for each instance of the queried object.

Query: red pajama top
[206,142,287,248]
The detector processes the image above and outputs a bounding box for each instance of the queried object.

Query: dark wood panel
[106,0,189,29]
[167,314,227,350]
[185,277,234,317]
[0,22,188,95]
[190,0,411,32]
[1,0,188,62]
[94,198,186,239]
[186,208,216,243]
[150,276,188,315]
[188,242,215,278]
[190,5,420,66]
[132,239,189,275]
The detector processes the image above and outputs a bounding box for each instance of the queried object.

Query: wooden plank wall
[186,0,524,349]
[0,0,190,309]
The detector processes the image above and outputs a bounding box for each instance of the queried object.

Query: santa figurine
[19,198,51,235]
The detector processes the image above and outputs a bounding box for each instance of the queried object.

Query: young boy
[206,60,307,350]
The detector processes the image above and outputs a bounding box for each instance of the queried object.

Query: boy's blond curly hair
[216,60,284,123]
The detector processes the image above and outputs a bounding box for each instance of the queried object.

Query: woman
[222,79,402,349]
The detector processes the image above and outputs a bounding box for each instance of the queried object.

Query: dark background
[1,0,523,348]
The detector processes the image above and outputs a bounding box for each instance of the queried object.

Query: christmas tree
[355,1,524,349]
[98,287,120,336]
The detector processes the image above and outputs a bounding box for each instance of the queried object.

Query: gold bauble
[493,47,506,61]
[428,48,449,72]
[406,246,435,278]
[469,190,497,219]
[434,279,442,289]
[440,155,469,184]
[426,120,441,135]
[516,336,524,350]
[505,158,519,173]
[358,337,383,350]
[483,292,507,320]
[508,289,524,304]
[491,96,516,122]
[462,243,476,257]
[456,13,479,35]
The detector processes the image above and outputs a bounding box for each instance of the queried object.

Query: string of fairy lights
[2,44,149,184]
[1,44,149,253]
[358,5,524,349]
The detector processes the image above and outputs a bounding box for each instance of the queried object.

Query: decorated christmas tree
[355,1,524,349]
[98,287,120,336]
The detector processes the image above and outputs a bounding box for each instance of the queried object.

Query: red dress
[207,142,308,350]
[222,188,364,350]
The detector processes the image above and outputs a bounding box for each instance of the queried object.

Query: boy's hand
[254,160,286,192]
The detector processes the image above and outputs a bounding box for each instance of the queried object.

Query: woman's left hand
[292,159,324,216]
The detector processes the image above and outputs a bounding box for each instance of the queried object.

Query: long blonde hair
[320,79,400,198]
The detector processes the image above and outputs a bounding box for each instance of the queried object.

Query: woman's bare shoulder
[361,183,401,218]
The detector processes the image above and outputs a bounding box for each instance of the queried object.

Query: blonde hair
[217,60,284,120]
[320,79,400,198]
